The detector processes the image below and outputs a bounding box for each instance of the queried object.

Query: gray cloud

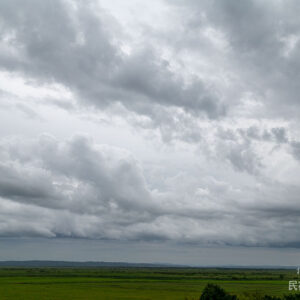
[238,126,289,144]
[291,141,300,161]
[0,134,299,247]
[212,125,300,175]
[168,0,300,118]
[0,134,153,215]
[0,0,224,121]
[0,0,299,258]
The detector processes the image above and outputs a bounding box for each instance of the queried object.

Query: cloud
[1,0,298,147]
[0,0,299,254]
[169,0,300,118]
[291,141,300,161]
[0,134,299,247]
[0,134,153,214]
[0,0,224,121]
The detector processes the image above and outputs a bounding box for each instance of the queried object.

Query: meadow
[0,267,297,299]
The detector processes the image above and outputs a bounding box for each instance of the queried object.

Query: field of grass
[0,267,298,299]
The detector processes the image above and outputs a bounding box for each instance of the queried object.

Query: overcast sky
[0,0,300,266]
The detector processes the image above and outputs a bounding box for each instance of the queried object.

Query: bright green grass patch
[0,268,296,299]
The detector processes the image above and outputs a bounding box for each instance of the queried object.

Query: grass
[0,267,297,299]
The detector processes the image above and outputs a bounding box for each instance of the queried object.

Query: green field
[0,267,298,299]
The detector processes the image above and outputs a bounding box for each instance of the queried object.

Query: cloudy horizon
[0,0,300,266]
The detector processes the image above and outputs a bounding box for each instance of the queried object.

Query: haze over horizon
[0,0,300,266]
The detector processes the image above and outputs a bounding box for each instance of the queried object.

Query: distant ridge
[0,260,295,269]
[0,260,183,268]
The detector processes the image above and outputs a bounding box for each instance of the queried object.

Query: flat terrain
[0,267,297,299]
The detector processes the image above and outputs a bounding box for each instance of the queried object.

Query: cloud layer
[0,134,299,247]
[0,0,225,121]
[0,0,299,249]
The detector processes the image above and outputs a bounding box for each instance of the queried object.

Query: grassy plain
[0,267,297,299]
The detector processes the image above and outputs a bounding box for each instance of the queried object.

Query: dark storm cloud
[0,0,224,120]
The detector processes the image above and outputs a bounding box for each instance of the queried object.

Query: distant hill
[0,260,182,268]
[0,260,295,269]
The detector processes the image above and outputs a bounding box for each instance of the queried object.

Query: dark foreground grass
[0,267,297,299]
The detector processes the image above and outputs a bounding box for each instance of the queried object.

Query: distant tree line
[199,283,300,300]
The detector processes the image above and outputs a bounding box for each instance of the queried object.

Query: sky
[0,0,300,266]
